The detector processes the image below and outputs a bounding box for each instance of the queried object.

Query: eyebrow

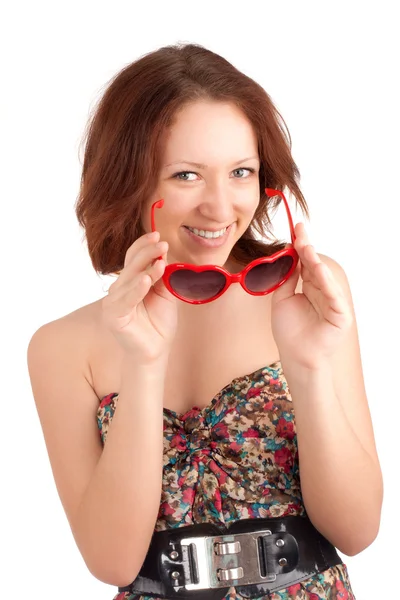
[164,156,260,169]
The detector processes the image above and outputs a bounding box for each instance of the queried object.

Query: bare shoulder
[46,297,103,333]
[28,299,103,383]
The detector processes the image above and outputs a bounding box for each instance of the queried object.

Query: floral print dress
[97,361,356,600]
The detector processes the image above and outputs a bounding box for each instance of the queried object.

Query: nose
[198,182,235,226]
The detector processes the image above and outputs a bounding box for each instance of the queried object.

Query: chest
[90,291,280,415]
[164,304,280,413]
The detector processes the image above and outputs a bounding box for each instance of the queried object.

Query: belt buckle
[180,529,277,590]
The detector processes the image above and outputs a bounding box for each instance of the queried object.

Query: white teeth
[187,226,227,238]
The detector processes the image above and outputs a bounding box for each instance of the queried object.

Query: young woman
[27,43,383,600]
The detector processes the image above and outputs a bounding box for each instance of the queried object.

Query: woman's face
[142,100,260,269]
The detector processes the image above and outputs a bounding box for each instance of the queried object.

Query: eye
[172,171,198,181]
[232,168,255,178]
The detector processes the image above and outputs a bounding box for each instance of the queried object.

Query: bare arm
[282,360,383,556]
[279,255,383,556]
[27,320,167,586]
[73,355,166,585]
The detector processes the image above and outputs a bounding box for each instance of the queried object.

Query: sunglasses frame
[151,188,299,305]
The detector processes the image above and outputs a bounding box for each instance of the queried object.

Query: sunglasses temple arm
[265,188,297,245]
[151,199,165,260]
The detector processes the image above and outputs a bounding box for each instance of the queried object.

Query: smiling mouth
[184,225,228,239]
[182,223,235,248]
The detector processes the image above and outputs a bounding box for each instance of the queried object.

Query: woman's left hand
[271,222,353,370]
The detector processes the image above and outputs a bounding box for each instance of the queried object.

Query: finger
[302,258,337,299]
[123,231,160,267]
[318,265,347,314]
[108,232,162,290]
[145,256,167,285]
[299,245,322,288]
[298,242,320,269]
[307,281,349,325]
[303,263,346,314]
[103,271,153,323]
[294,225,319,265]
[123,261,165,305]
[118,240,168,288]
[104,257,166,320]
[294,222,310,246]
[293,222,315,256]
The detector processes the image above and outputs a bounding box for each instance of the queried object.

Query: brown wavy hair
[75,42,309,276]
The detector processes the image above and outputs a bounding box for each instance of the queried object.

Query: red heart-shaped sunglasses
[149,188,299,304]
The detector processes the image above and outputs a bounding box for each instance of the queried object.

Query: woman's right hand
[101,230,178,364]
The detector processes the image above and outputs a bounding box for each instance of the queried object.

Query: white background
[1,1,398,599]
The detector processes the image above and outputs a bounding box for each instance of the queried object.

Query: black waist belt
[118,515,343,599]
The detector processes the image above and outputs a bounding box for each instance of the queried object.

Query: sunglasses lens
[244,255,294,293]
[169,269,227,301]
